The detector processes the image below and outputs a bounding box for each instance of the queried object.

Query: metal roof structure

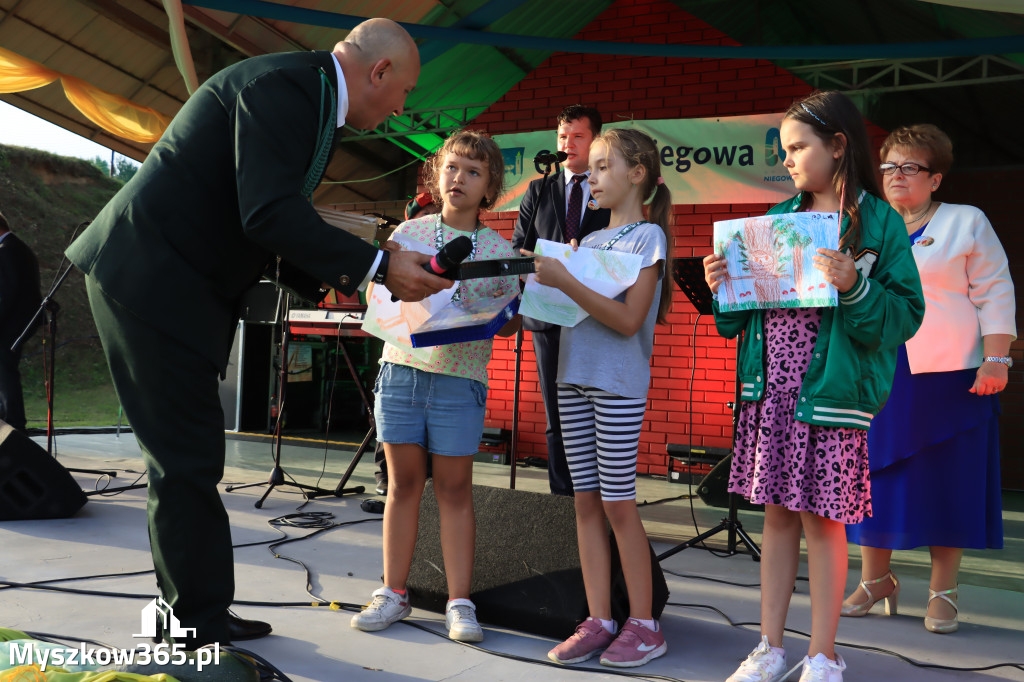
[1,0,1022,204]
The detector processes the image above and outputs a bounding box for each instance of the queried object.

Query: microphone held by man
[390,235,474,301]
[423,235,474,279]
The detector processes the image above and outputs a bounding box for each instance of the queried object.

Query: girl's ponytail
[648,181,671,240]
[647,181,673,323]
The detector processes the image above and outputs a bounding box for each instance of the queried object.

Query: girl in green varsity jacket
[704,91,924,682]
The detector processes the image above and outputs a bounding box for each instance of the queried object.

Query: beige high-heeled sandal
[840,571,900,617]
[924,586,959,633]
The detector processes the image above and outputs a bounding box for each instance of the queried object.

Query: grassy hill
[0,143,124,428]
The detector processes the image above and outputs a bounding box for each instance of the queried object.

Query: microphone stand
[656,258,760,561]
[225,291,337,507]
[11,248,117,479]
[509,157,558,489]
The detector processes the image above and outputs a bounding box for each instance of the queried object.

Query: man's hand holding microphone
[377,241,453,302]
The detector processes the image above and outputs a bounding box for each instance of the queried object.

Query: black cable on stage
[91,469,149,496]
[636,493,693,508]
[263,514,382,601]
[661,567,761,589]
[0,569,155,591]
[660,566,807,588]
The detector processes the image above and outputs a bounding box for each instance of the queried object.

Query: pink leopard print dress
[728,307,872,523]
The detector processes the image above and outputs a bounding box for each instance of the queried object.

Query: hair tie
[656,177,665,185]
[800,102,829,128]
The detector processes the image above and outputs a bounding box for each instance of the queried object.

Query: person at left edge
[64,18,452,649]
[0,209,43,433]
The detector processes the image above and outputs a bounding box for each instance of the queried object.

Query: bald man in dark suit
[66,18,450,647]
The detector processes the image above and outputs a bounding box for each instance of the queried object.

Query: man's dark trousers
[532,326,573,495]
[0,347,26,431]
[87,279,232,647]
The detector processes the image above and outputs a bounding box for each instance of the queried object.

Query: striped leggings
[557,384,647,501]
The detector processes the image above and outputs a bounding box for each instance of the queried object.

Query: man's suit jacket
[0,233,42,351]
[66,51,377,372]
[511,172,611,331]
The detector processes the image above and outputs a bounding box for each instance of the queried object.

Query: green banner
[494,113,797,212]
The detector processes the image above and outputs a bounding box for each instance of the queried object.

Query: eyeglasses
[879,162,932,176]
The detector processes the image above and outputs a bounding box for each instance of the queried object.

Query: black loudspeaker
[407,483,669,639]
[0,421,87,520]
[219,321,274,432]
[696,453,764,512]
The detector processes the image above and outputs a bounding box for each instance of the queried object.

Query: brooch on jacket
[913,235,935,247]
[587,199,599,211]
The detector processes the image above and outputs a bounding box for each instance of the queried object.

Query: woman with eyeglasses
[843,124,1016,634]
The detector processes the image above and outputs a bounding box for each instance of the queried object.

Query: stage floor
[1,431,1022,681]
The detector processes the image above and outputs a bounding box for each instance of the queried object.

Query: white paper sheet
[519,239,643,327]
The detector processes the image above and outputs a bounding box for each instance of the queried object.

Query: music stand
[657,257,760,562]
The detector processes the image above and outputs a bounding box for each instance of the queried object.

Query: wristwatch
[372,249,390,285]
[983,355,1013,367]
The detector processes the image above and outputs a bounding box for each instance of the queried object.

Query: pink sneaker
[599,618,667,668]
[548,618,616,664]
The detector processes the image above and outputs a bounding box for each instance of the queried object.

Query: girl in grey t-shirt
[522,128,672,668]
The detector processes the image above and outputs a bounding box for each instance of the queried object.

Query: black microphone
[423,235,473,278]
[533,150,568,165]
[390,235,474,301]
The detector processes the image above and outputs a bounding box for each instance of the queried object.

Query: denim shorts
[373,362,487,456]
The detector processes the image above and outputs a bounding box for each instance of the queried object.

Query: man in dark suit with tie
[0,210,42,433]
[66,18,451,648]
[511,105,610,496]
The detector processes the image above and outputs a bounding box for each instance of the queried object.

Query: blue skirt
[845,346,1003,550]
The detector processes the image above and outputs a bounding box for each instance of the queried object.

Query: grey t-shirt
[556,221,668,399]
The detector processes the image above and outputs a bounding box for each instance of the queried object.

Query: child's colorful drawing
[520,238,642,327]
[713,212,840,311]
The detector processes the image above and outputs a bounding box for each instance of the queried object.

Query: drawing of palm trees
[716,239,739,302]
[777,218,812,292]
[737,218,788,303]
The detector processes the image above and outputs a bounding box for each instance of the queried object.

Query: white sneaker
[445,598,483,642]
[798,653,846,682]
[727,636,790,682]
[350,587,411,632]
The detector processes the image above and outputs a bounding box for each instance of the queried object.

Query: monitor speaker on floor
[406,483,668,639]
[0,420,87,520]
